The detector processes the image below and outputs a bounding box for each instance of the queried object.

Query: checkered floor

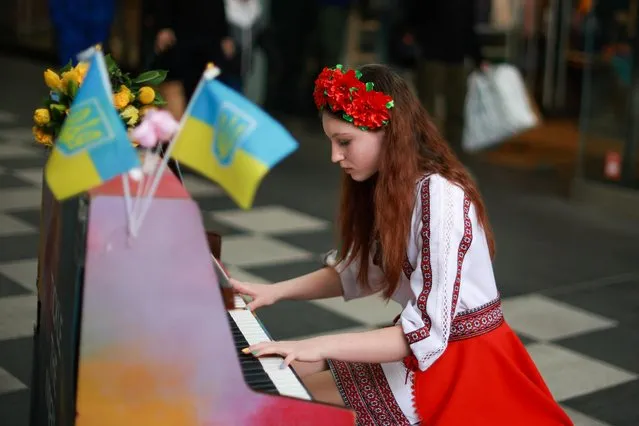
[0,120,638,425]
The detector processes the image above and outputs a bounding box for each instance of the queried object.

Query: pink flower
[130,109,180,148]
[130,120,157,148]
[145,109,180,141]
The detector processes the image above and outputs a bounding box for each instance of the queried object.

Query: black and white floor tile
[0,114,638,426]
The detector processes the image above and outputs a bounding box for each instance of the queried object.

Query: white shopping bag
[462,64,539,153]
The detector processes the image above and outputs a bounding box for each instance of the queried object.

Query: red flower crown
[313,64,394,130]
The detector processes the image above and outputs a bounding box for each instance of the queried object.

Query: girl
[232,64,572,425]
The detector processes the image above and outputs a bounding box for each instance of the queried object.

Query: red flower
[313,85,326,110]
[313,67,343,109]
[348,90,393,129]
[312,65,394,130]
[325,70,363,111]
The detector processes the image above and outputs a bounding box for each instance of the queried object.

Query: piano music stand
[30,169,356,425]
[206,231,222,261]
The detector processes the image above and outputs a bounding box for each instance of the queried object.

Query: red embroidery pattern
[402,255,413,281]
[402,297,504,372]
[404,180,475,346]
[405,178,432,345]
[329,360,411,426]
[450,195,472,319]
[449,298,504,341]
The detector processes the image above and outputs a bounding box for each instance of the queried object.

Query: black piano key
[251,382,279,391]
[227,313,278,394]
[239,363,266,373]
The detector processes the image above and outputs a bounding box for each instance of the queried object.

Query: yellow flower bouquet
[33,55,167,147]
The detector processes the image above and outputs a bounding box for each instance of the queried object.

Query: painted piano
[29,169,355,425]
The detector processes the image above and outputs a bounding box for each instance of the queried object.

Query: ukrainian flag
[44,50,140,200]
[170,77,299,209]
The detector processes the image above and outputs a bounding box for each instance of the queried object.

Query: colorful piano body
[29,170,355,425]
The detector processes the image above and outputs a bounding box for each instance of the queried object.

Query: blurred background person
[266,0,354,115]
[314,0,353,70]
[265,0,315,115]
[224,0,265,94]
[150,0,238,119]
[49,0,116,66]
[402,0,487,158]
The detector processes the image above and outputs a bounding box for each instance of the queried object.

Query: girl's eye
[338,140,350,147]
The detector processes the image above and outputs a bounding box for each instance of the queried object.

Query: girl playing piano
[233,64,572,425]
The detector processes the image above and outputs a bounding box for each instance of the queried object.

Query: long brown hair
[333,64,495,299]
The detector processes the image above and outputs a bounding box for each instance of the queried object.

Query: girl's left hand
[242,339,325,369]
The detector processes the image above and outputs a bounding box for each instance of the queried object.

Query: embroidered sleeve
[400,176,473,371]
[325,249,385,301]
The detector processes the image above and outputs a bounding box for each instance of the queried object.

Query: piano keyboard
[228,296,312,401]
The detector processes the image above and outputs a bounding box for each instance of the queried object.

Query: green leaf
[59,60,73,73]
[342,113,353,123]
[132,70,157,83]
[365,82,374,91]
[355,70,362,79]
[133,70,168,86]
[105,55,119,73]
[49,104,66,120]
[152,91,167,106]
[67,80,79,99]
[335,64,344,71]
[44,121,57,130]
[386,100,394,109]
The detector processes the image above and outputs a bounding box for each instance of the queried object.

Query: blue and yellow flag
[44,50,140,200]
[170,76,299,209]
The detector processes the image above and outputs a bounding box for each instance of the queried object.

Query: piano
[29,169,355,425]
[228,296,311,399]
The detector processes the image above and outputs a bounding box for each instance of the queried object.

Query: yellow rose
[74,62,89,84]
[137,86,155,104]
[119,85,133,100]
[33,108,50,126]
[44,69,62,91]
[32,126,53,147]
[113,91,129,110]
[61,69,81,94]
[61,69,80,85]
[113,92,130,110]
[120,105,139,126]
[113,85,133,110]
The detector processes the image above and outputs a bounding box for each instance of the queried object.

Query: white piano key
[229,310,311,400]
[233,295,247,309]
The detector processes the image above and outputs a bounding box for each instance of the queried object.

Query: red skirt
[413,322,573,425]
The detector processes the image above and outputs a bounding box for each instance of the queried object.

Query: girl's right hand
[231,279,283,311]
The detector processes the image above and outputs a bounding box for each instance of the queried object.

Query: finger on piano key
[229,310,311,400]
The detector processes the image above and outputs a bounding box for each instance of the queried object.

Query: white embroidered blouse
[333,174,501,371]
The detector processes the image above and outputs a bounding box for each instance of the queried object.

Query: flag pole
[78,44,139,237]
[131,63,220,236]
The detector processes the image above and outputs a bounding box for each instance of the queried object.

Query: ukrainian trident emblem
[213,102,256,166]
